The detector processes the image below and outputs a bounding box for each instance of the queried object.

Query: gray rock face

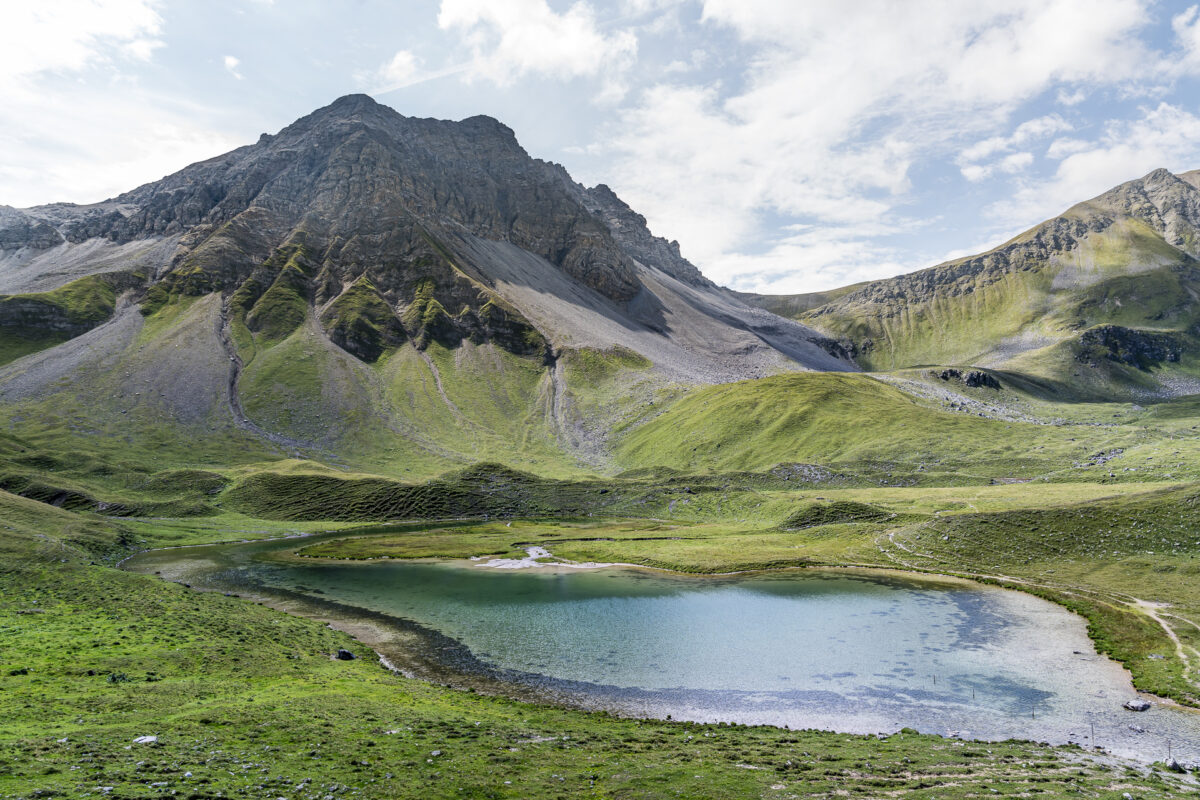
[0,95,853,376]
[580,183,712,288]
[0,206,64,250]
[1076,325,1185,369]
[14,94,642,302]
[1095,168,1200,256]
[930,368,1001,389]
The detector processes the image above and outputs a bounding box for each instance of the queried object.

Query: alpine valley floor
[7,392,1200,798]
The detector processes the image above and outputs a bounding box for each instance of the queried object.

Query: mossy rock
[247,263,311,341]
[320,277,405,362]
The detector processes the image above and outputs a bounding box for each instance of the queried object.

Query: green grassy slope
[877,483,1200,704]
[611,372,1136,478]
[0,273,131,366]
[0,287,665,484]
[806,219,1200,375]
[728,172,1200,397]
[12,493,1190,799]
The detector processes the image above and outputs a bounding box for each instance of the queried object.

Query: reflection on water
[125,531,1200,765]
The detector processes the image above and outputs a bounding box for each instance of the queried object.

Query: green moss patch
[321,276,405,362]
[0,273,128,365]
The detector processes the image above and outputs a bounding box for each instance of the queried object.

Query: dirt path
[1133,599,1199,684]
[416,349,475,428]
[877,525,1200,696]
[215,297,312,452]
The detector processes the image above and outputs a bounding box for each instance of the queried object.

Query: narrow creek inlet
[123,528,1200,766]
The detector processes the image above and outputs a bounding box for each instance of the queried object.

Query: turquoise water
[266,561,1022,699]
[125,532,1200,763]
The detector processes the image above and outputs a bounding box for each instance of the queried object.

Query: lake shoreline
[120,525,1200,767]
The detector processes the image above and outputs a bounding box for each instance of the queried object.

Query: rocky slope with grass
[744,168,1200,398]
[0,95,860,477]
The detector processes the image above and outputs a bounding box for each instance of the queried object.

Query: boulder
[335,649,357,661]
[1123,698,1151,712]
[929,368,1001,389]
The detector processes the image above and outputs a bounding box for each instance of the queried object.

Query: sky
[3,1,1200,294]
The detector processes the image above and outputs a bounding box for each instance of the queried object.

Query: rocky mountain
[0,94,848,379]
[10,93,1199,482]
[744,167,1200,397]
[0,95,851,476]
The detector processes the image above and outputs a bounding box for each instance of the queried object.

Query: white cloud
[1172,5,1200,74]
[0,87,243,206]
[591,0,1156,290]
[1012,115,1075,141]
[0,0,242,207]
[380,50,420,85]
[720,224,912,295]
[1046,137,1092,159]
[961,136,1012,164]
[618,0,683,14]
[0,0,164,81]
[358,50,471,95]
[989,103,1200,228]
[1057,87,1088,106]
[958,115,1070,181]
[362,49,426,92]
[1000,151,1035,173]
[960,115,1072,164]
[223,55,243,80]
[437,0,637,96]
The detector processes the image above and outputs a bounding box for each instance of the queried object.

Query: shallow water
[125,531,1200,764]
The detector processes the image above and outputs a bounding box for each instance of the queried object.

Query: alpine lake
[123,522,1200,766]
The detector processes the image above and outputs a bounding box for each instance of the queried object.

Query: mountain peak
[322,93,386,116]
[458,114,517,140]
[0,95,854,406]
[292,93,397,132]
[1141,166,1177,183]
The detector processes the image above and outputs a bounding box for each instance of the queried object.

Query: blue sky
[3,1,1200,294]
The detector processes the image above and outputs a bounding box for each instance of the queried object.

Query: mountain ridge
[742,166,1200,398]
[0,94,852,383]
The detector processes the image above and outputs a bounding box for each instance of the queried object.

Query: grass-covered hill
[746,168,1200,398]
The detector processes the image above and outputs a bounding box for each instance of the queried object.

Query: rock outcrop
[930,368,1002,389]
[1075,325,1184,370]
